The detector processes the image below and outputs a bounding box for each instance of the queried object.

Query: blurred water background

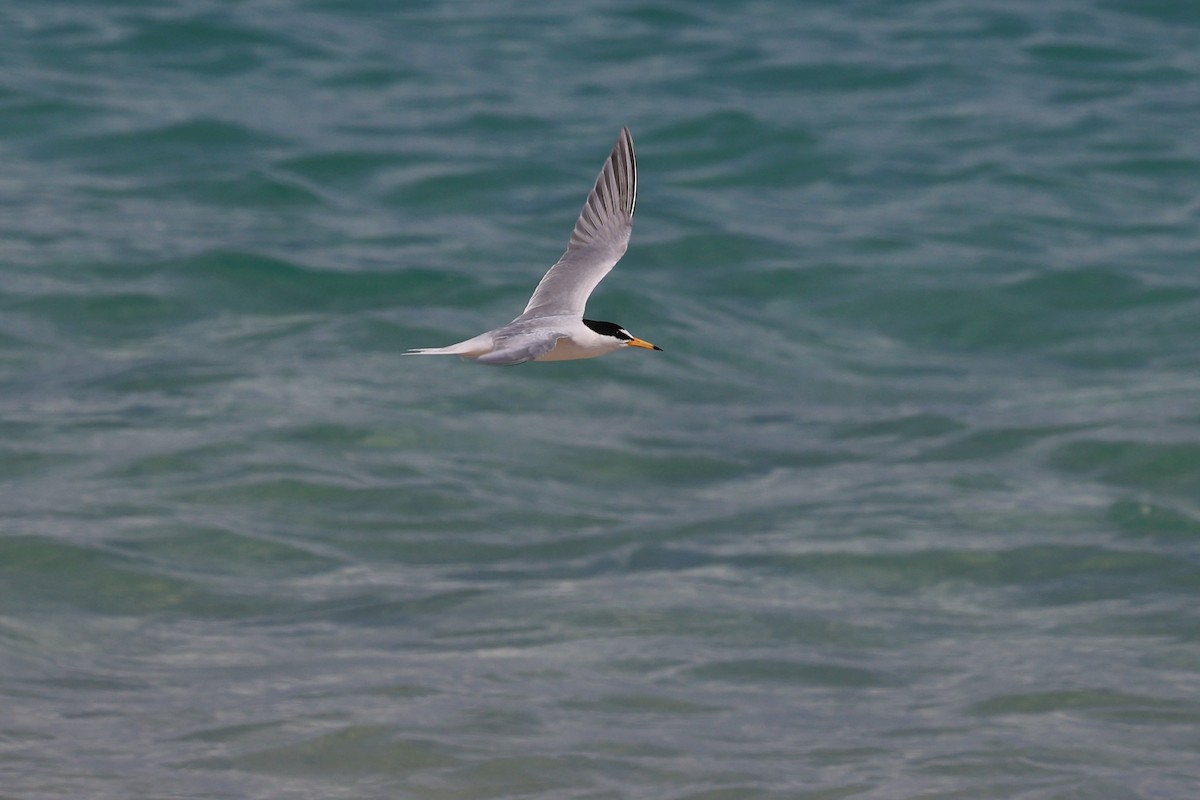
[2,1,1200,798]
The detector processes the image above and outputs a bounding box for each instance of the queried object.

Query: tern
[406,127,661,365]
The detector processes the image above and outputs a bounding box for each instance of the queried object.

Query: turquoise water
[3,1,1200,797]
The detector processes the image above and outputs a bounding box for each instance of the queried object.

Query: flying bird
[406,127,660,365]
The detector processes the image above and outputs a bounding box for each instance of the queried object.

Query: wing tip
[617,126,636,219]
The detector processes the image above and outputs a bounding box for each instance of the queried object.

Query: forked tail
[405,346,467,356]
[404,333,493,358]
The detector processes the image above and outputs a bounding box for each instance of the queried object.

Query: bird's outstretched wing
[516,127,637,321]
[475,331,563,366]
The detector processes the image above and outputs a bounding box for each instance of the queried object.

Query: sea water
[2,2,1199,797]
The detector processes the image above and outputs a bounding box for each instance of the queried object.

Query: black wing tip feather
[594,127,637,219]
[570,126,638,247]
[616,127,636,219]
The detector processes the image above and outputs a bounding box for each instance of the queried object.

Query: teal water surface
[3,1,1200,798]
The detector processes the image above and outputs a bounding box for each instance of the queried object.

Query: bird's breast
[534,334,622,362]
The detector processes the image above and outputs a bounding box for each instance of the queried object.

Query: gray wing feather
[517,127,637,320]
[475,331,562,366]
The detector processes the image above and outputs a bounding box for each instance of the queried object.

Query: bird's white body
[411,317,626,362]
[407,127,660,366]
[533,322,627,361]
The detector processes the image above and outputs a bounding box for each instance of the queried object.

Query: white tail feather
[405,333,494,357]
